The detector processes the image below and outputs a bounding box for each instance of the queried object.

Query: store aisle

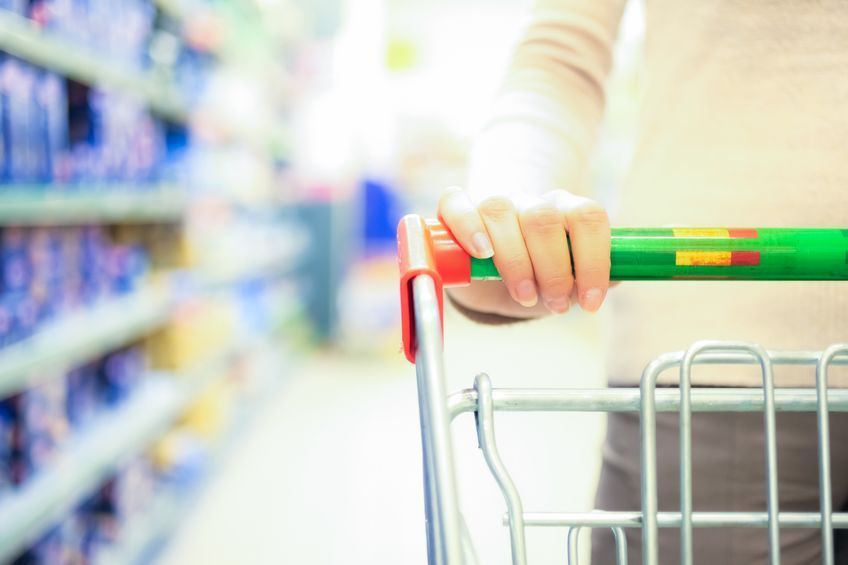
[161,308,608,565]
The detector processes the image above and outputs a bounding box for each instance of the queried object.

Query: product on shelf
[3,376,68,486]
[0,57,51,183]
[11,454,158,564]
[0,0,306,562]
[147,297,235,371]
[0,344,146,490]
[0,52,194,187]
[64,81,169,184]
[30,0,155,70]
[0,225,152,347]
[0,0,26,15]
[97,345,146,407]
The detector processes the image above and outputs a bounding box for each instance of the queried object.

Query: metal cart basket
[397,215,848,565]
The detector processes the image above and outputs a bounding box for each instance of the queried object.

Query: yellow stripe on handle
[675,251,732,266]
[672,228,730,238]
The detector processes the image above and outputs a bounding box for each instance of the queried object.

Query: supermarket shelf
[0,288,172,398]
[0,378,183,563]
[195,246,304,290]
[99,485,185,565]
[0,10,188,122]
[0,335,267,563]
[99,335,290,565]
[0,186,186,225]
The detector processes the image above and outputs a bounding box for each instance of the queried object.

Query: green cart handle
[398,214,848,362]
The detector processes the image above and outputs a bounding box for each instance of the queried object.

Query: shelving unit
[0,186,186,225]
[0,0,311,560]
[195,245,305,290]
[0,288,172,398]
[0,333,280,563]
[97,336,292,565]
[98,485,185,565]
[0,10,188,121]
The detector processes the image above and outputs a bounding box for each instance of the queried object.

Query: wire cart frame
[399,216,848,564]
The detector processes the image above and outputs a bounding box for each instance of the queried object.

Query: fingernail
[515,279,537,307]
[472,232,494,258]
[581,288,604,312]
[545,297,570,314]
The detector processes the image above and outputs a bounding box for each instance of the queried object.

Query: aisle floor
[160,308,608,565]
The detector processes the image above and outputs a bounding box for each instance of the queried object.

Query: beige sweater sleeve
[467,0,627,201]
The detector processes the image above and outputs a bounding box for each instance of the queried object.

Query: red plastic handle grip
[397,215,472,363]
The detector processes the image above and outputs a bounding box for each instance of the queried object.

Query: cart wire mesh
[412,274,848,565]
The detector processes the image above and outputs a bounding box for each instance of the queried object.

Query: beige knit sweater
[467,0,847,386]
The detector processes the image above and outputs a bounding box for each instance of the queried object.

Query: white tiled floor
[160,307,608,565]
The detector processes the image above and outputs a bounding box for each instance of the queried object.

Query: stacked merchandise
[0,54,193,186]
[5,0,153,71]
[42,2,150,68]
[0,226,150,347]
[0,0,308,561]
[0,0,177,553]
[12,455,158,564]
[0,345,147,498]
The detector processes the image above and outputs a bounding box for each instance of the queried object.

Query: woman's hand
[437,186,611,319]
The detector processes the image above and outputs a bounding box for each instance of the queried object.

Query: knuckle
[497,254,530,277]
[569,203,609,230]
[520,203,561,234]
[478,196,515,221]
[577,264,611,282]
[538,273,573,296]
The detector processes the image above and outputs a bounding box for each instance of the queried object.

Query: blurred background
[0,0,645,563]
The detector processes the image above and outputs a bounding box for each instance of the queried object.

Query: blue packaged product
[24,431,56,477]
[55,227,83,277]
[65,362,98,428]
[28,71,50,182]
[1,227,29,254]
[36,72,68,183]
[45,228,66,286]
[1,226,32,294]
[13,293,39,342]
[0,294,16,348]
[56,275,82,315]
[16,380,67,479]
[30,281,52,327]
[0,59,39,182]
[63,510,88,564]
[28,227,52,283]
[0,55,9,185]
[3,394,25,486]
[16,525,62,565]
[127,244,150,287]
[0,0,27,15]
[2,252,31,294]
[98,348,142,406]
[0,295,20,348]
[0,54,6,182]
[86,89,105,181]
[106,245,147,294]
[0,399,14,497]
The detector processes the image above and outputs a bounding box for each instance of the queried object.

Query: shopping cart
[397,215,848,565]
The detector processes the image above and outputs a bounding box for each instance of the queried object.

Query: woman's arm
[442,0,627,319]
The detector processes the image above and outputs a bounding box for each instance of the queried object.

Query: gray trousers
[591,409,848,564]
